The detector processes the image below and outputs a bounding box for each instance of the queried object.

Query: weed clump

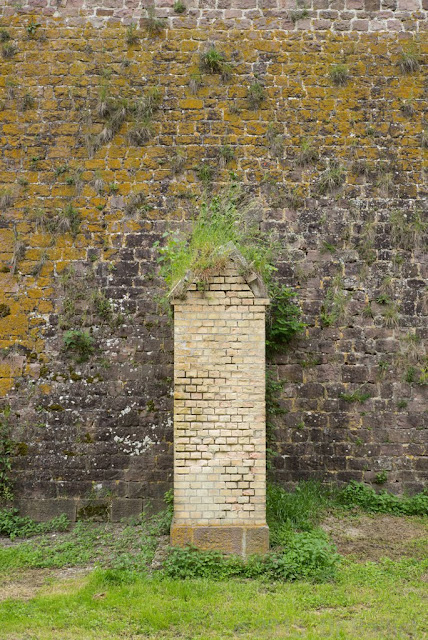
[2,42,17,59]
[199,45,232,80]
[317,161,345,195]
[0,29,10,42]
[247,81,265,109]
[173,1,186,13]
[398,44,420,74]
[266,283,306,353]
[155,184,304,347]
[0,304,11,318]
[337,481,428,515]
[329,64,349,86]
[63,330,95,363]
[145,7,165,36]
[296,138,318,167]
[125,23,139,45]
[0,508,70,540]
[164,532,339,582]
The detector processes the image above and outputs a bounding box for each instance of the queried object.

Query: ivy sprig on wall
[0,406,14,501]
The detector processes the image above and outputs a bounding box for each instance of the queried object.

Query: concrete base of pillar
[170,520,269,556]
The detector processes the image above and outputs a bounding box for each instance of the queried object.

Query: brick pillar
[170,252,269,556]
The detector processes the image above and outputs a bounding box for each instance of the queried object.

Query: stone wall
[0,0,426,32]
[0,7,426,518]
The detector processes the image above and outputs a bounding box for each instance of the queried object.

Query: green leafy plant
[127,87,162,146]
[374,470,388,485]
[54,164,68,177]
[377,359,389,377]
[196,161,215,186]
[266,283,305,353]
[329,63,350,86]
[390,209,427,251]
[57,203,81,238]
[321,241,336,254]
[155,185,272,290]
[218,145,234,167]
[247,81,265,109]
[124,192,149,217]
[26,19,41,37]
[358,221,376,265]
[63,330,95,363]
[164,531,339,582]
[383,303,399,328]
[92,291,112,321]
[376,293,391,305]
[21,92,35,111]
[288,2,309,23]
[337,481,428,515]
[199,45,232,79]
[128,119,153,145]
[404,366,417,384]
[0,508,69,540]
[0,406,13,501]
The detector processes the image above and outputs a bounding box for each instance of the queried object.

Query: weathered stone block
[245,526,270,555]
[111,498,143,521]
[15,499,76,523]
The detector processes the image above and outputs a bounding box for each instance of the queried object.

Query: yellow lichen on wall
[0,17,426,398]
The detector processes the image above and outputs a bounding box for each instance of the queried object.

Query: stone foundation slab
[170,521,269,556]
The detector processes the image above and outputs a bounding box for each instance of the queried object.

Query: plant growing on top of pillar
[154,182,304,345]
[155,183,274,290]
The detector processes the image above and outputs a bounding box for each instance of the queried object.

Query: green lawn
[0,557,427,640]
[0,483,427,640]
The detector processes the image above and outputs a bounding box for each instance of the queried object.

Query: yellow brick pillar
[170,247,269,556]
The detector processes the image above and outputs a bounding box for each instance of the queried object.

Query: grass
[0,484,427,638]
[0,553,426,639]
[154,183,278,291]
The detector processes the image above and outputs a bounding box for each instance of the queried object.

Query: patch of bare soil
[322,513,428,562]
[0,566,92,601]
